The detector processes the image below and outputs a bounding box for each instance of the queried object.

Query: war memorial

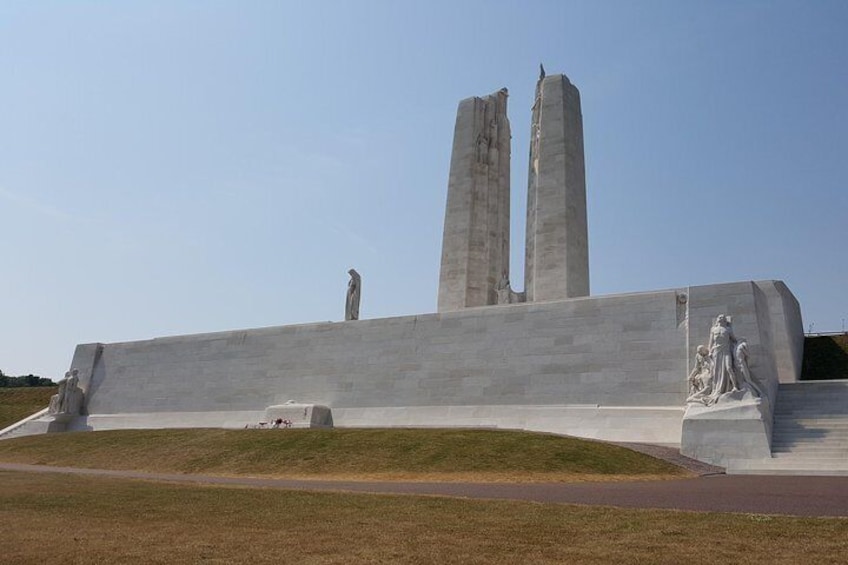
[2,69,845,475]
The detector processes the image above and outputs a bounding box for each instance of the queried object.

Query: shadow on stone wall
[801,334,848,380]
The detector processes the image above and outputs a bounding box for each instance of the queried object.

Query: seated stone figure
[48,372,70,414]
[48,369,84,416]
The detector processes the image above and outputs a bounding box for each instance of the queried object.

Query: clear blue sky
[1,1,846,379]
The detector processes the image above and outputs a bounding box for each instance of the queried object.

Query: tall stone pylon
[524,73,589,302]
[438,88,511,312]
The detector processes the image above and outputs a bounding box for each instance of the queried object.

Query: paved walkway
[611,442,725,475]
[3,462,847,517]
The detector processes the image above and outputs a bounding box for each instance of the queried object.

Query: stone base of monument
[46,413,76,424]
[680,393,772,466]
[264,404,333,428]
[58,404,676,441]
[331,404,683,444]
[0,415,72,440]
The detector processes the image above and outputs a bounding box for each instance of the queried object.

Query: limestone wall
[63,280,802,444]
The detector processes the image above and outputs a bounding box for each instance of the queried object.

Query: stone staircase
[0,407,51,441]
[728,380,848,475]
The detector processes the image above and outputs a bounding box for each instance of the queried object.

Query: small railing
[0,407,49,440]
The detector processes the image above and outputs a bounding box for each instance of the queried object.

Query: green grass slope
[801,334,848,380]
[0,428,688,482]
[0,387,55,429]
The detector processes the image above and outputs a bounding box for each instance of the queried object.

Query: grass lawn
[0,387,55,429]
[0,428,689,482]
[1,470,846,564]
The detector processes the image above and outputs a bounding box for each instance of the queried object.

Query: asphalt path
[2,462,847,518]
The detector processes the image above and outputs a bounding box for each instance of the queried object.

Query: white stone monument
[438,68,588,313]
[438,88,511,311]
[0,70,812,476]
[525,72,589,302]
[681,314,775,465]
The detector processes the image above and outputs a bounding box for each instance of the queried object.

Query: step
[772,453,848,460]
[772,443,848,449]
[777,392,848,396]
[775,408,848,412]
[774,430,848,435]
[773,426,848,439]
[776,394,848,399]
[776,401,848,406]
[776,406,848,410]
[771,439,848,445]
[774,410,848,421]
[772,431,848,437]
[774,417,848,422]
[774,426,848,430]
[773,435,848,440]
[779,384,848,389]
[776,392,848,397]
[771,451,848,457]
[774,418,848,430]
[727,455,848,473]
[772,438,848,445]
[773,434,848,438]
[776,405,848,409]
[727,462,848,476]
[771,448,848,454]
[772,435,848,441]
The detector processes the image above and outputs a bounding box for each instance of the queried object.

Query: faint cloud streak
[0,186,74,221]
[322,218,380,257]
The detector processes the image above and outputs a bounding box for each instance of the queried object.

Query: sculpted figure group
[48,368,85,416]
[687,314,763,406]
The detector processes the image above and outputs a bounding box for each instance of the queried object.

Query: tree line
[0,369,55,387]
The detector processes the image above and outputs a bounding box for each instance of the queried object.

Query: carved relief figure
[735,339,763,397]
[345,269,361,321]
[496,272,512,305]
[476,133,489,164]
[687,345,712,402]
[487,119,498,163]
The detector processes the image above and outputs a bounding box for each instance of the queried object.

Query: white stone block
[264,403,333,428]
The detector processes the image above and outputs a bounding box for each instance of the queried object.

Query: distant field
[1,470,846,564]
[0,428,689,482]
[0,387,55,429]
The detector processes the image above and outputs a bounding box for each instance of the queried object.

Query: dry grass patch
[0,428,690,482]
[1,470,846,564]
[0,386,55,429]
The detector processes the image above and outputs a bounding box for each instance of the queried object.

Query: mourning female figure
[345,269,361,321]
